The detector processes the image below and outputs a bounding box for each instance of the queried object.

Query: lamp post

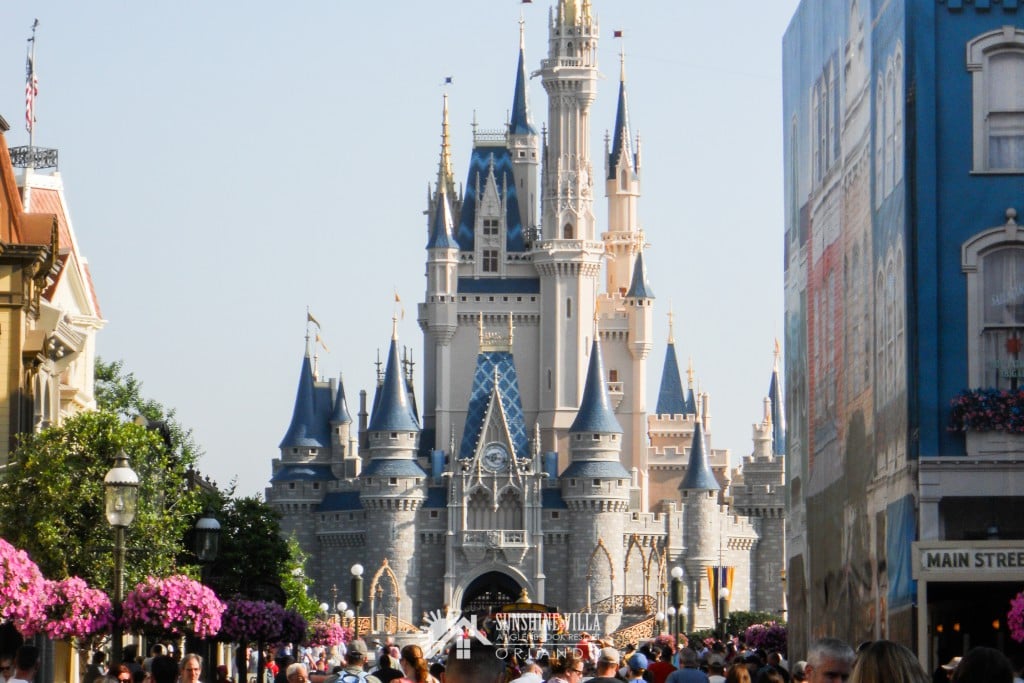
[105,450,139,667]
[666,607,676,655]
[194,511,221,683]
[350,564,364,640]
[670,566,684,646]
[655,611,665,637]
[718,587,730,639]
[336,602,348,627]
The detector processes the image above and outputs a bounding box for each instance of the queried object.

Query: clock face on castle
[481,442,510,472]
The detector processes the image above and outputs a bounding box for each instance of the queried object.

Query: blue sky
[2,2,800,498]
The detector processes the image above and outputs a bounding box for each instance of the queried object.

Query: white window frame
[962,210,1024,388]
[967,26,1024,173]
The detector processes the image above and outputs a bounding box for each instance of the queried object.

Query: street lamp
[350,564,364,640]
[718,587,730,638]
[104,449,139,667]
[655,611,665,637]
[670,566,684,646]
[336,601,348,627]
[194,511,220,683]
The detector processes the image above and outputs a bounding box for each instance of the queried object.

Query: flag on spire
[613,30,624,38]
[394,290,405,320]
[307,310,321,328]
[316,333,330,353]
[24,24,39,134]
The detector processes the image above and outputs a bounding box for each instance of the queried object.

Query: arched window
[566,298,573,319]
[875,75,885,208]
[968,27,1024,172]
[620,168,627,191]
[564,223,574,239]
[893,45,904,184]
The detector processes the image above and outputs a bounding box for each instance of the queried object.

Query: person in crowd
[143,645,164,675]
[938,658,961,683]
[707,654,727,683]
[627,653,652,682]
[791,662,808,683]
[649,646,677,683]
[441,641,504,683]
[215,665,230,683]
[339,641,380,683]
[727,663,752,683]
[286,664,310,683]
[400,645,437,683]
[667,649,708,683]
[589,647,622,683]
[150,657,178,683]
[371,651,404,683]
[951,647,1014,683]
[546,652,585,683]
[122,646,142,677]
[804,639,855,683]
[510,661,544,683]
[847,640,928,683]
[180,654,203,683]
[84,651,107,683]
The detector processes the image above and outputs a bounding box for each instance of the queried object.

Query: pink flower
[0,538,47,635]
[220,599,287,643]
[122,575,225,639]
[1009,591,1024,643]
[37,577,114,640]
[307,619,345,647]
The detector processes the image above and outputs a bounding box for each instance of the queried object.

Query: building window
[483,249,498,272]
[963,213,1024,388]
[566,298,573,318]
[609,369,618,382]
[483,218,499,236]
[968,27,1024,172]
[564,224,574,239]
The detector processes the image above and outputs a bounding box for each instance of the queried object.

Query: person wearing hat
[791,662,808,683]
[707,655,727,683]
[590,647,623,683]
[627,653,654,682]
[340,641,381,683]
[941,657,962,681]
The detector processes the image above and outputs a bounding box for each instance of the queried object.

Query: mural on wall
[783,0,909,649]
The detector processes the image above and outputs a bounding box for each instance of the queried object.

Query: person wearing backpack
[339,642,380,683]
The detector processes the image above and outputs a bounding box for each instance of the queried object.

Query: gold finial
[508,312,514,346]
[774,338,781,369]
[478,312,484,345]
[391,315,398,341]
[687,357,695,389]
[620,42,626,83]
[667,306,675,344]
[519,12,526,51]
[439,93,453,185]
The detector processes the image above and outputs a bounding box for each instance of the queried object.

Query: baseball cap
[348,640,368,655]
[628,653,649,671]
[792,661,808,680]
[707,654,726,670]
[598,647,620,665]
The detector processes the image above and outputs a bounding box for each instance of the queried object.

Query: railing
[609,615,656,648]
[462,530,527,546]
[584,594,654,615]
[7,145,58,169]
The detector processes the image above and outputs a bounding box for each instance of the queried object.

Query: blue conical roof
[426,182,457,249]
[768,362,786,456]
[656,341,687,416]
[279,348,330,448]
[510,42,536,136]
[626,251,655,299]
[331,375,352,425]
[608,73,634,180]
[569,338,623,434]
[685,387,698,416]
[368,333,420,433]
[679,421,719,491]
[459,350,529,459]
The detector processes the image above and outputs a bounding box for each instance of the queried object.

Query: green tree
[0,410,202,588]
[280,537,320,621]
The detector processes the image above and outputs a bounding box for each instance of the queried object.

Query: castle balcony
[461,529,528,548]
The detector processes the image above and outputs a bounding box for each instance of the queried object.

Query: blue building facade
[784,0,1024,664]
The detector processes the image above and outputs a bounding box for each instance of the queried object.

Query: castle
[266,0,786,638]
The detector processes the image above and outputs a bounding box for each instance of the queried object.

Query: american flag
[25,52,38,134]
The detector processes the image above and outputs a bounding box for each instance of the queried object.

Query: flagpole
[27,19,39,152]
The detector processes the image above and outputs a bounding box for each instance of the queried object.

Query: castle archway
[458,571,522,616]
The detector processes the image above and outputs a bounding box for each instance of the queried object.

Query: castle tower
[561,334,630,612]
[360,322,427,624]
[603,48,644,297]
[509,20,539,238]
[329,375,356,478]
[679,420,721,631]
[534,0,604,455]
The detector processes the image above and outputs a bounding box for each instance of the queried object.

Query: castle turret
[623,250,654,505]
[680,420,721,630]
[330,375,357,478]
[561,336,630,613]
[509,20,539,239]
[768,341,786,456]
[656,313,688,416]
[360,322,427,624]
[604,48,644,297]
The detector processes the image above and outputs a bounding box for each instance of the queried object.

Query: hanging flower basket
[219,599,287,643]
[39,577,114,640]
[744,622,788,657]
[276,609,308,646]
[948,388,1024,433]
[122,575,225,639]
[0,538,46,635]
[307,619,348,647]
[1009,591,1024,643]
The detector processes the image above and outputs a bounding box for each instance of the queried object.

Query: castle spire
[510,16,536,136]
[438,93,454,191]
[608,45,635,180]
[768,339,786,456]
[625,250,654,299]
[331,374,352,424]
[679,421,719,491]
[368,326,419,433]
[656,327,688,416]
[279,341,328,449]
[426,174,457,249]
[569,337,622,434]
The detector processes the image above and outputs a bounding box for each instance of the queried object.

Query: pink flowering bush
[1009,591,1024,643]
[122,575,225,639]
[38,577,114,639]
[220,599,287,643]
[0,538,46,634]
[307,619,345,647]
[744,622,788,657]
[653,634,676,654]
